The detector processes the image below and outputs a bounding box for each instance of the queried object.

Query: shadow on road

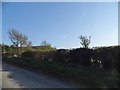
[2,62,76,88]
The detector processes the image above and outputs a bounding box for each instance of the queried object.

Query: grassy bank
[3,56,118,88]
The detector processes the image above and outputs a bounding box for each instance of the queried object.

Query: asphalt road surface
[2,62,77,88]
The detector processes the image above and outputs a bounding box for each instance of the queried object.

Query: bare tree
[79,35,91,48]
[26,41,32,51]
[26,41,32,47]
[8,29,30,54]
[8,29,21,50]
[19,34,28,47]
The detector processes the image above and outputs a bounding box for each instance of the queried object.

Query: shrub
[54,49,70,63]
[93,46,119,69]
[22,51,35,57]
[33,51,56,62]
[69,48,93,66]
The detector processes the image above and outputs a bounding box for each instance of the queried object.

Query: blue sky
[0,2,1,44]
[2,2,118,49]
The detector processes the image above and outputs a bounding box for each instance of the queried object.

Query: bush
[94,46,118,69]
[69,48,93,66]
[54,49,70,63]
[22,51,35,57]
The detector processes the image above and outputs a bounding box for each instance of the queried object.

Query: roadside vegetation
[1,29,119,88]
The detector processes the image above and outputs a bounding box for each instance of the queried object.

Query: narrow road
[2,62,76,88]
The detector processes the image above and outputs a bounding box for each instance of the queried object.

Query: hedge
[19,46,119,69]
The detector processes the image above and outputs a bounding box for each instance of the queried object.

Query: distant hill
[32,45,56,51]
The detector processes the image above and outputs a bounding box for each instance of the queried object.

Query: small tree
[39,40,56,51]
[41,40,51,47]
[79,35,91,48]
